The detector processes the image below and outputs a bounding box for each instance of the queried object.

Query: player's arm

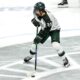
[34,14,52,44]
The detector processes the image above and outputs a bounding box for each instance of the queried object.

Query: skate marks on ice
[0,52,80,80]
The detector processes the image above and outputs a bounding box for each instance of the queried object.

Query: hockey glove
[31,18,40,27]
[34,35,42,44]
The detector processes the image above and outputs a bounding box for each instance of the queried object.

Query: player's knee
[52,42,65,56]
[52,42,61,50]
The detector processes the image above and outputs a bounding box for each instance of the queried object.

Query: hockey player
[24,2,70,67]
[58,0,68,7]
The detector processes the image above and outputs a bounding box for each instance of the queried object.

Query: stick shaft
[35,27,38,70]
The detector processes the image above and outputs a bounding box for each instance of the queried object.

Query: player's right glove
[31,18,40,27]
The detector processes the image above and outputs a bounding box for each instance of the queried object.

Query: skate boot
[24,55,33,63]
[63,57,70,67]
[24,50,35,63]
[58,0,68,8]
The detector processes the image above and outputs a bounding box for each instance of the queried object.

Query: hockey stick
[23,27,39,79]
[35,27,38,71]
[31,27,38,78]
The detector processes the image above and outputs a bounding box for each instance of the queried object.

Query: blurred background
[0,0,80,47]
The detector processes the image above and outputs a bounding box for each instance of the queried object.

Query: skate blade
[58,5,69,8]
